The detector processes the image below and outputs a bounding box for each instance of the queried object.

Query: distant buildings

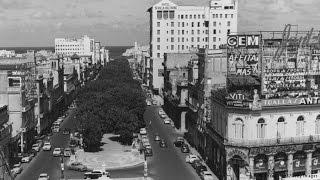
[0,50,15,58]
[148,0,238,94]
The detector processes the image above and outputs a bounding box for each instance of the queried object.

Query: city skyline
[0,0,320,47]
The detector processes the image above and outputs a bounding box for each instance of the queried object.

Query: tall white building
[148,0,238,93]
[55,35,94,57]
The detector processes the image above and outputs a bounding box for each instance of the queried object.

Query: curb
[82,161,145,171]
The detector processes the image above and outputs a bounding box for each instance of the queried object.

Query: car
[140,128,147,135]
[11,163,23,175]
[158,110,165,116]
[32,143,41,152]
[62,128,71,135]
[141,134,148,140]
[181,144,190,153]
[163,118,171,124]
[64,148,72,157]
[174,137,185,147]
[196,163,208,175]
[200,171,214,180]
[147,101,151,106]
[36,139,44,147]
[191,160,203,169]
[68,162,87,172]
[159,139,167,148]
[84,169,110,179]
[143,141,151,147]
[21,154,33,163]
[160,113,167,119]
[43,142,52,151]
[53,126,60,133]
[154,134,161,141]
[152,100,157,105]
[38,173,50,180]
[53,148,62,156]
[145,145,152,150]
[144,148,153,157]
[186,154,200,163]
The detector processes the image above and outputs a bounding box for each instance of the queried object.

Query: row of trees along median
[73,59,146,152]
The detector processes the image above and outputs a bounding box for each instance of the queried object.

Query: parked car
[140,128,147,135]
[163,117,171,124]
[144,148,153,157]
[196,163,208,175]
[200,171,214,180]
[52,126,60,133]
[191,160,203,169]
[185,154,200,163]
[62,128,71,135]
[53,148,62,157]
[67,162,87,172]
[154,134,161,141]
[21,154,34,163]
[64,148,72,157]
[38,173,50,180]
[32,143,41,152]
[173,137,185,147]
[181,144,190,153]
[36,139,44,147]
[11,163,23,175]
[43,142,52,151]
[159,139,167,148]
[147,101,151,106]
[160,113,167,119]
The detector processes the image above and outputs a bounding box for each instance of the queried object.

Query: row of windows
[156,21,231,28]
[212,13,234,19]
[178,14,205,20]
[233,115,320,139]
[55,44,83,47]
[156,29,230,35]
[156,11,175,19]
[156,36,219,43]
[56,49,84,51]
[157,44,209,51]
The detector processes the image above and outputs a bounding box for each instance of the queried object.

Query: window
[316,115,320,134]
[205,37,208,42]
[178,30,180,35]
[157,30,160,35]
[182,30,184,35]
[197,30,200,34]
[198,14,200,19]
[234,118,243,139]
[157,11,162,19]
[157,37,160,42]
[231,14,234,18]
[157,53,160,58]
[191,30,194,35]
[192,22,194,27]
[178,15,180,19]
[213,37,216,42]
[163,11,168,19]
[157,22,160,27]
[169,11,174,19]
[257,118,266,139]
[182,37,184,42]
[213,22,216,26]
[178,22,180,27]
[194,14,196,19]
[189,15,192,19]
[213,45,216,49]
[213,29,216,34]
[182,45,184,50]
[171,45,174,50]
[225,14,228,18]
[191,37,194,42]
[277,117,285,138]
[212,14,215,18]
[202,14,205,19]
[171,30,174,35]
[171,22,174,27]
[197,37,200,42]
[185,15,188,19]
[182,22,184,27]
[297,116,305,136]
[181,14,184,19]
[171,37,174,42]
[227,29,230,34]
[227,21,231,26]
[197,22,200,27]
[157,45,160,50]
[220,14,222,18]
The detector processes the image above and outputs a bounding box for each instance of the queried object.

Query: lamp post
[60,155,64,180]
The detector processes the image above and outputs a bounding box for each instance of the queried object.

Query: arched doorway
[254,154,268,180]
[274,152,287,180]
[293,151,307,176]
[227,155,249,180]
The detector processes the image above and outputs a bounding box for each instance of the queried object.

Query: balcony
[227,135,320,147]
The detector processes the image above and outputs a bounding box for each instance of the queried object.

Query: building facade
[0,106,12,180]
[55,35,94,57]
[148,0,237,93]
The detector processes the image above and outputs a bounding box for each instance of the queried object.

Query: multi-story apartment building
[0,106,12,179]
[148,0,237,94]
[55,35,94,57]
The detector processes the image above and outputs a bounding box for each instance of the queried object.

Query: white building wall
[55,35,94,57]
[228,110,320,141]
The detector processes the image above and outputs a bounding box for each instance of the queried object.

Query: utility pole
[144,153,148,180]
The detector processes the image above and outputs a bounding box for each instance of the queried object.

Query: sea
[0,46,133,59]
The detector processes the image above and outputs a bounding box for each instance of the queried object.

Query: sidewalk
[71,134,144,170]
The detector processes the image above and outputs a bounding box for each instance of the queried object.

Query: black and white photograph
[1,0,320,180]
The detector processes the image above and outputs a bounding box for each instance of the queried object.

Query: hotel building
[148,0,237,94]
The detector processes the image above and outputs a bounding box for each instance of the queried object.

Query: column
[180,111,187,133]
[249,156,255,180]
[287,151,294,177]
[268,154,275,180]
[305,150,314,176]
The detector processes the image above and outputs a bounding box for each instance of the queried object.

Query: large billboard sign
[227,35,260,48]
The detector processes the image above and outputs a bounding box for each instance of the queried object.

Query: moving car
[38,173,50,180]
[159,139,167,148]
[64,148,72,157]
[185,154,200,163]
[140,128,147,135]
[67,162,87,172]
[154,134,161,141]
[43,142,52,151]
[84,169,110,179]
[53,148,62,156]
[181,144,190,153]
[143,141,151,148]
[32,143,41,152]
[200,171,214,180]
[21,154,33,163]
[11,163,23,175]
[174,137,185,147]
[163,117,171,124]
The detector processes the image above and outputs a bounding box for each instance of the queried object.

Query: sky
[0,0,320,47]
